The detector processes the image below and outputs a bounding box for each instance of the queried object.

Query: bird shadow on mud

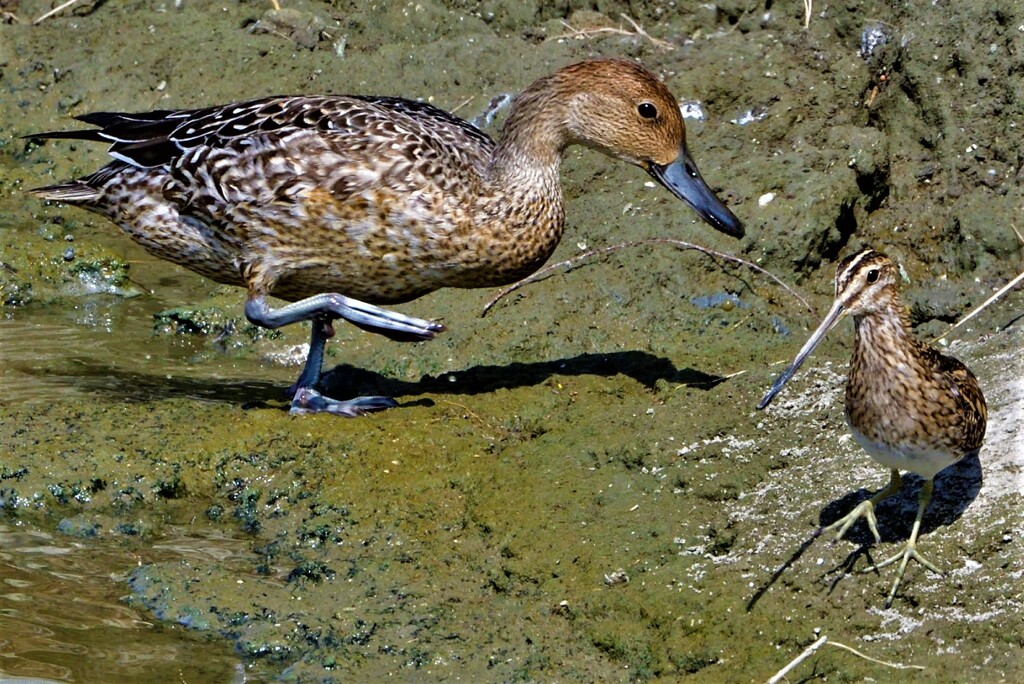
[18,350,728,408]
[320,350,727,402]
[745,453,982,611]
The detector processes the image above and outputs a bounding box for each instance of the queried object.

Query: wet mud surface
[1,1,1022,682]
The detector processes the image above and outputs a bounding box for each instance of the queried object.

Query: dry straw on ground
[767,634,924,683]
[550,13,675,51]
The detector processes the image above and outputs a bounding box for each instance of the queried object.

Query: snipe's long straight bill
[648,143,744,238]
[757,300,847,410]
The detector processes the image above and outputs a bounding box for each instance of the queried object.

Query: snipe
[28,58,742,416]
[759,248,987,608]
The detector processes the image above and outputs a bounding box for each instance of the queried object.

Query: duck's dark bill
[649,143,743,238]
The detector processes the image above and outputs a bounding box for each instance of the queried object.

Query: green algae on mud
[2,1,1023,682]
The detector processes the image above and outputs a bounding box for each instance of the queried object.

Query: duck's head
[557,59,744,239]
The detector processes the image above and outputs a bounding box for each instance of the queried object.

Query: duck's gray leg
[245,293,444,416]
[245,293,443,341]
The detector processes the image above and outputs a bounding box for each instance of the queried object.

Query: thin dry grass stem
[676,368,747,391]
[803,0,813,29]
[618,13,674,50]
[728,312,755,332]
[437,399,500,442]
[269,0,281,10]
[767,634,924,684]
[825,640,925,672]
[551,13,675,51]
[1011,223,1023,246]
[767,635,826,684]
[33,0,82,24]
[932,270,1024,344]
[449,96,475,115]
[481,238,813,317]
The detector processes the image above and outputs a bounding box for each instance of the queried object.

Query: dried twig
[803,0,813,29]
[932,270,1024,343]
[437,399,501,442]
[825,640,925,672]
[448,95,475,115]
[551,13,675,51]
[481,237,813,317]
[767,636,826,684]
[33,0,82,24]
[618,13,674,50]
[768,634,924,683]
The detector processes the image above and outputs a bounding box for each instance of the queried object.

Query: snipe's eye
[638,102,658,119]
[866,269,880,283]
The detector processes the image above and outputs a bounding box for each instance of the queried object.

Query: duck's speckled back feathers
[35,96,496,170]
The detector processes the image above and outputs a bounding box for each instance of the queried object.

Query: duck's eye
[866,269,880,283]
[638,102,658,119]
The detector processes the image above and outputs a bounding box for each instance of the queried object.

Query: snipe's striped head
[757,248,902,410]
[830,249,901,317]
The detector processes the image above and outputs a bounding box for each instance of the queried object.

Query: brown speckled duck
[30,58,743,416]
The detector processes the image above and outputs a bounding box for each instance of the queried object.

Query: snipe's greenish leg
[759,248,987,608]
[823,468,903,544]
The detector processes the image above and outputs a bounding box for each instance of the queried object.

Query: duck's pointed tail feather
[25,128,108,144]
[29,181,100,203]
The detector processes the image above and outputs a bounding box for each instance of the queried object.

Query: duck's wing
[30,96,495,171]
[30,97,341,168]
[354,96,494,151]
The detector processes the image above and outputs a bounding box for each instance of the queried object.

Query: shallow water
[0,313,279,406]
[0,521,270,683]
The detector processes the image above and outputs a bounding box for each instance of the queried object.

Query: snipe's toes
[823,499,882,544]
[862,542,945,609]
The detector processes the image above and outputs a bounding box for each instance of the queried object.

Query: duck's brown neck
[486,79,572,188]
[437,82,575,289]
[466,80,571,267]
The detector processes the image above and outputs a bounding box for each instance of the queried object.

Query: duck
[29,58,743,416]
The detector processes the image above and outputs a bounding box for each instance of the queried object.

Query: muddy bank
[1,1,1022,682]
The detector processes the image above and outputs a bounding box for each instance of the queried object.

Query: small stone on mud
[604,569,629,585]
[249,8,337,50]
[57,515,101,538]
[859,23,892,60]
